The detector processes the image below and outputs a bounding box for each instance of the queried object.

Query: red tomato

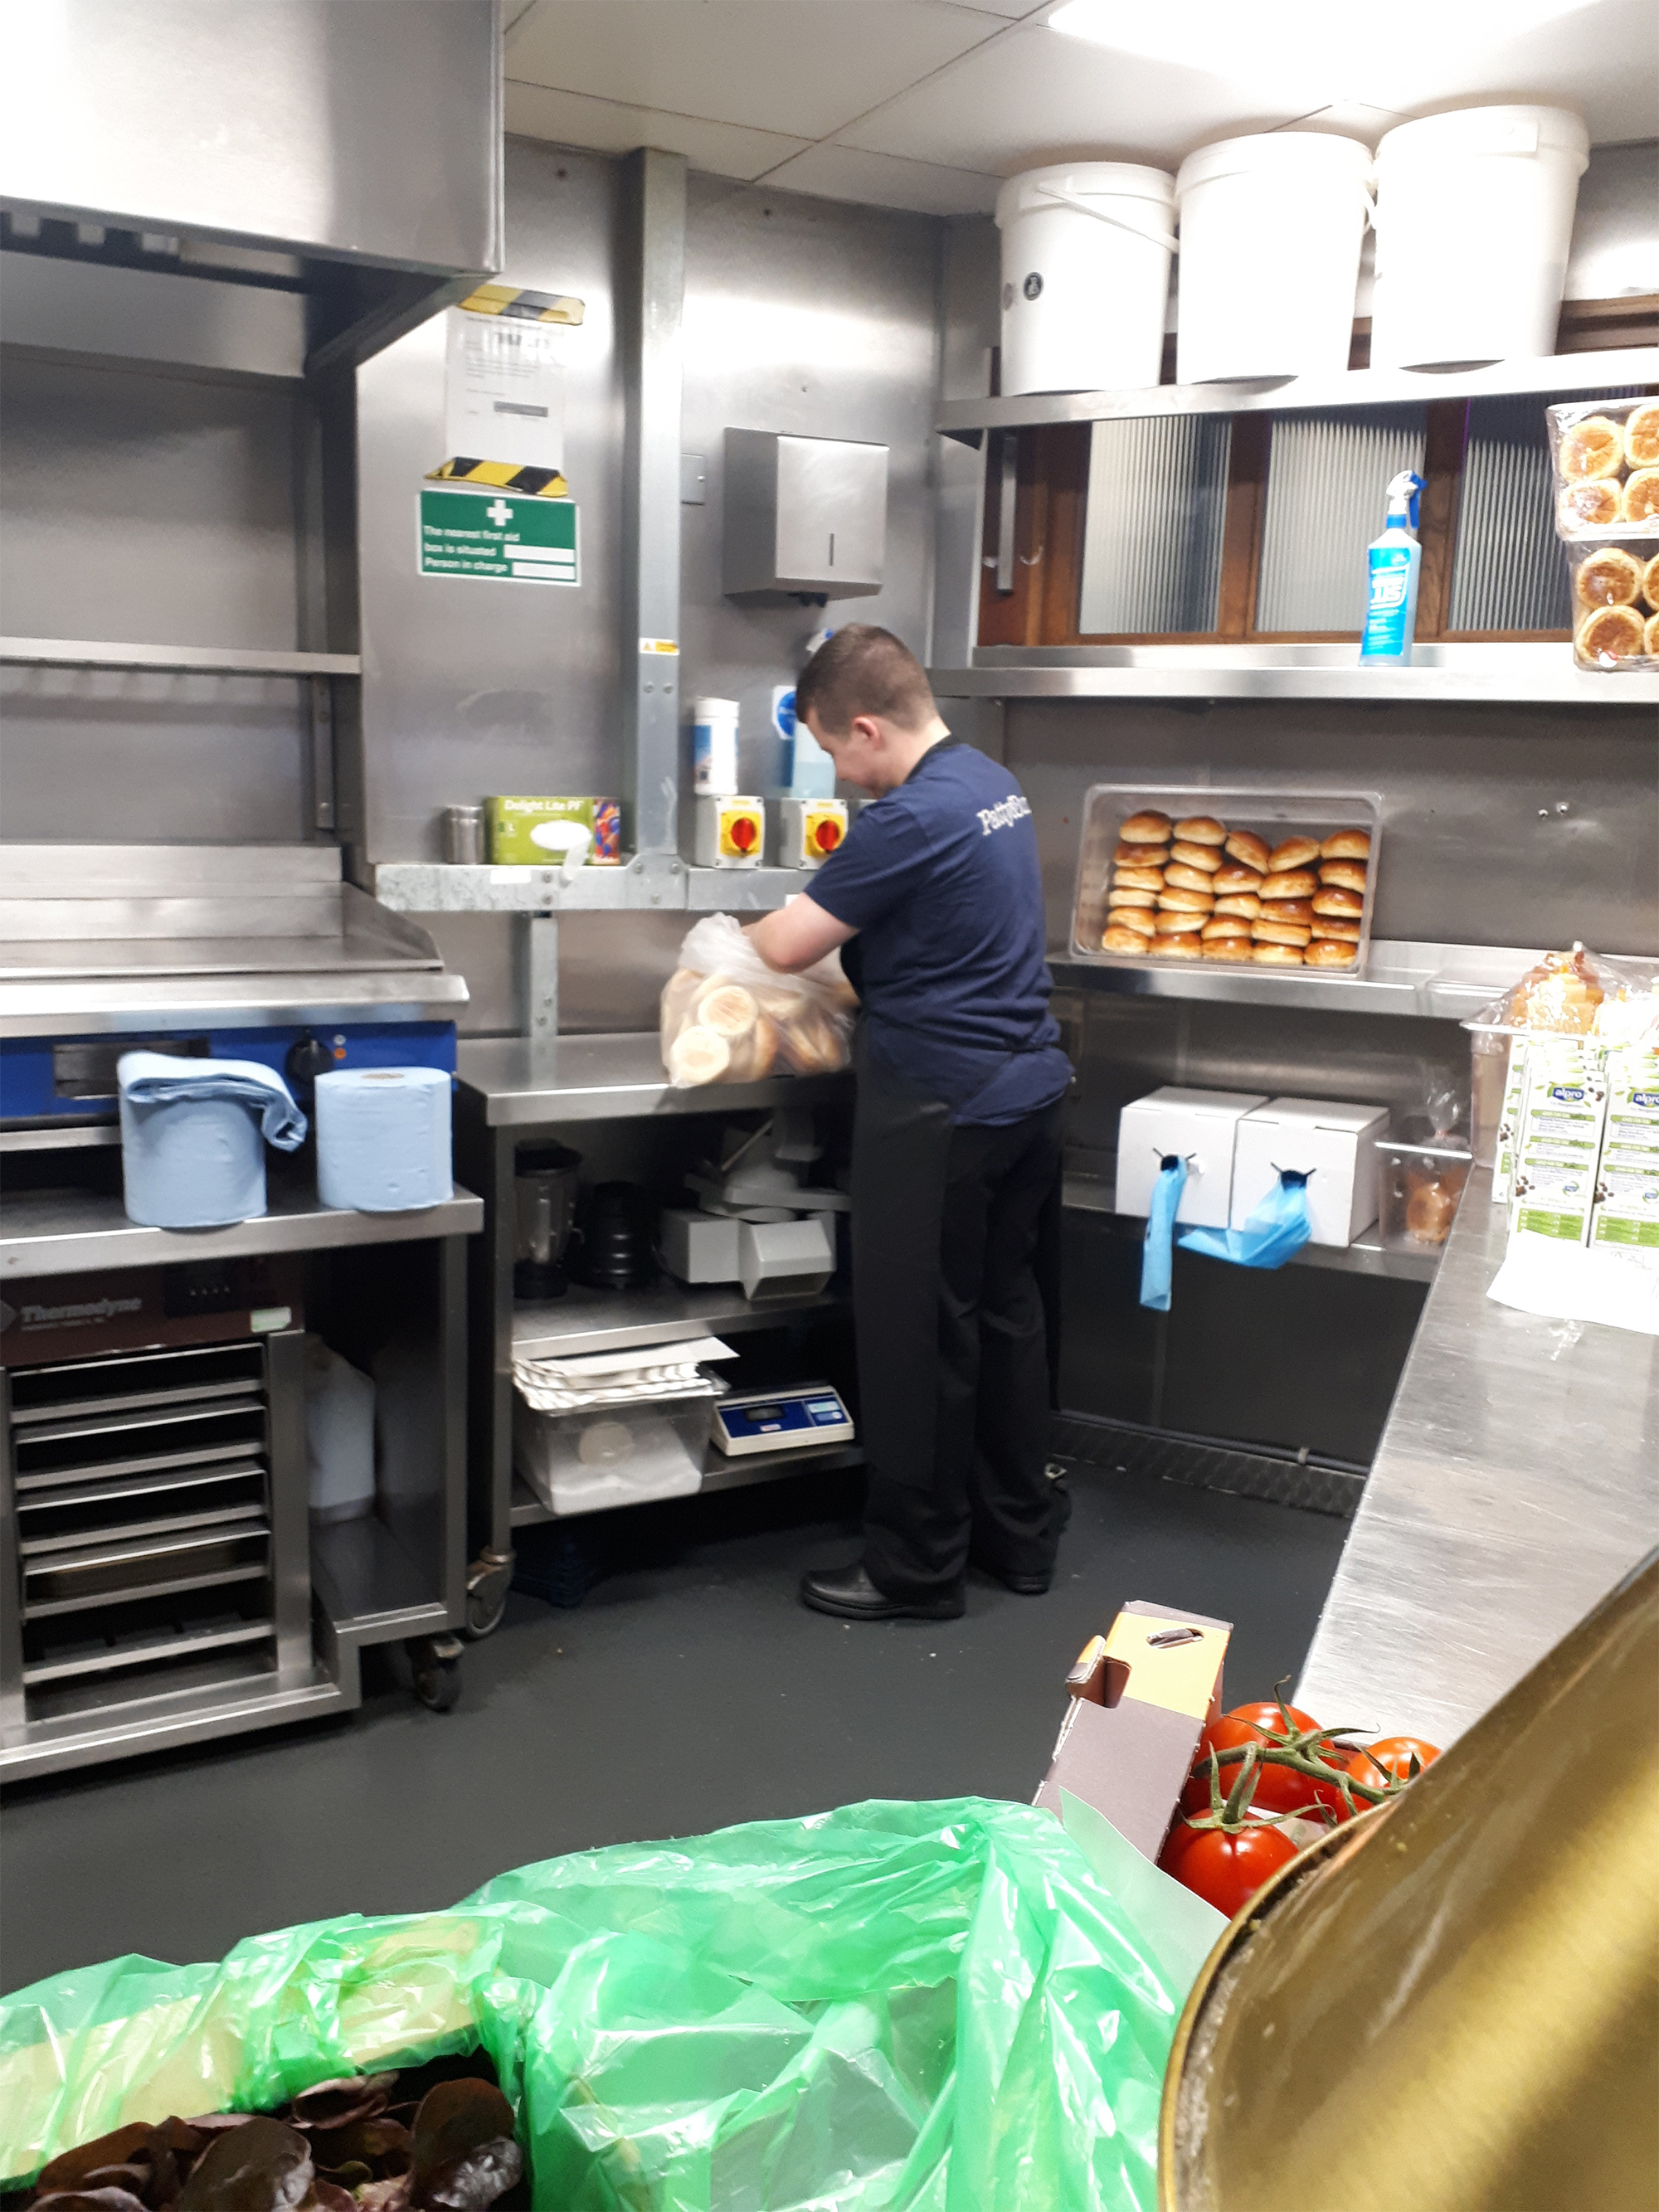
[1182,1703,1341,1819]
[1346,1736,1441,1791]
[1157,1817,1200,1876]
[1166,1823,1299,1918]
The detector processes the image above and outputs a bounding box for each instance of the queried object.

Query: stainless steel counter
[1,1183,483,1278]
[1297,1167,1658,1748]
[457,1032,854,1125]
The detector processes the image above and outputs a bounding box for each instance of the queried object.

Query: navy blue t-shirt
[807,741,1072,1125]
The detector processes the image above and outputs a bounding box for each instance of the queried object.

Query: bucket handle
[1034,181,1179,255]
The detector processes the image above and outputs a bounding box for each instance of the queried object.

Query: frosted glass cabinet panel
[1255,404,1426,633]
[1078,414,1230,635]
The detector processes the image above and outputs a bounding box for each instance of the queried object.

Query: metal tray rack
[2,1336,311,1743]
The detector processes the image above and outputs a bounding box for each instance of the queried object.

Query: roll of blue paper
[315,1066,453,1212]
[118,1052,307,1229]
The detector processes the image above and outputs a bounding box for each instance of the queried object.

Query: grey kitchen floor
[0,1462,1348,1993]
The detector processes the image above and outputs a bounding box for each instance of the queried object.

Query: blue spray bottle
[1360,469,1426,667]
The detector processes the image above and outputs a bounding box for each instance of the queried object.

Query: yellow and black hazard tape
[426,459,570,498]
[457,282,584,325]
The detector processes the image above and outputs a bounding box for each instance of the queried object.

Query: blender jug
[514,1143,581,1299]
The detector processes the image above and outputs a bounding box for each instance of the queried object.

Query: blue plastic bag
[1139,1155,1189,1310]
[1179,1170,1313,1270]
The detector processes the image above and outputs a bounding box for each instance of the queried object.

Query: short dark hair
[793,625,936,736]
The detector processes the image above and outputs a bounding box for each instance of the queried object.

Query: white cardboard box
[1230,1097,1389,1247]
[1115,1087,1269,1228]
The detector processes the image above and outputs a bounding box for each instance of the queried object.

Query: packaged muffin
[1548,398,1659,542]
[1567,535,1659,669]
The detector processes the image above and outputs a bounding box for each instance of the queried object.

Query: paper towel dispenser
[723,430,888,601]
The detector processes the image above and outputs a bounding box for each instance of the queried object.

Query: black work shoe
[800,1562,966,1621]
[976,1480,1072,1595]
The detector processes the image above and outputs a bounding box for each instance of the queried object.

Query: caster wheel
[407,1632,464,1712]
[462,1551,513,1641]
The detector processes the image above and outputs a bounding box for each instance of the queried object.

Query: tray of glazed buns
[1069,786,1384,976]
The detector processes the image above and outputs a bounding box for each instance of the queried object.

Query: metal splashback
[0,0,502,377]
[0,848,466,1035]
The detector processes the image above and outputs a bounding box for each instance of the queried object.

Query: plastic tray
[1070,785,1384,980]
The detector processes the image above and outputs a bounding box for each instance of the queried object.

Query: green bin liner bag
[0,1796,1222,2212]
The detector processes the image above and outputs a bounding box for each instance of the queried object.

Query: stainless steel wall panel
[1,356,305,650]
[1005,698,1659,955]
[932,217,996,671]
[1565,140,1659,300]
[1078,415,1230,635]
[617,150,688,856]
[354,141,625,866]
[0,669,309,843]
[1,0,500,278]
[678,175,942,805]
[1256,406,1427,634]
[1,259,307,382]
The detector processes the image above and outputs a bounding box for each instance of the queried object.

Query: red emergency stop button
[729,814,757,853]
[813,819,842,853]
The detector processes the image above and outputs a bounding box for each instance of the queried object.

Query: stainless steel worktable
[1297,1166,1657,1748]
[456,1032,853,1122]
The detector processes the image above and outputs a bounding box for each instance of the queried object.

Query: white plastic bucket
[1370,106,1589,370]
[1174,134,1373,384]
[995,163,1176,395]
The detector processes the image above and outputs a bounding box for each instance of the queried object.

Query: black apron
[849,1023,1063,1495]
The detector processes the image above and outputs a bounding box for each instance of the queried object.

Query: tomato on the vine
[1164,1823,1298,1918]
[1346,1735,1441,1789]
[1181,1701,1345,1818]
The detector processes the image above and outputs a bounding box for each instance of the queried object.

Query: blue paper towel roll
[315,1066,453,1213]
[118,1052,308,1229]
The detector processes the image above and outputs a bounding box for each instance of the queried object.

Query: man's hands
[745,895,855,975]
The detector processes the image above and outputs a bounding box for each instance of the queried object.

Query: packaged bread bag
[1548,397,1659,541]
[1567,538,1659,670]
[660,912,857,1087]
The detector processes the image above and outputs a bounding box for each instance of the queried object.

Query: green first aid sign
[419,488,579,586]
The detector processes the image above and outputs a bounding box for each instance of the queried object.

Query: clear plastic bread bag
[1547,397,1659,542]
[1463,945,1659,1165]
[659,911,857,1086]
[1566,538,1659,669]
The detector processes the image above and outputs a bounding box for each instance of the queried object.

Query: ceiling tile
[505,1,1002,142]
[503,80,810,180]
[760,141,1001,216]
[836,25,1305,174]
[936,0,1050,15]
[1344,0,1659,144]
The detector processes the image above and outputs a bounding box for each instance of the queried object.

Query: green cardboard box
[486,795,620,864]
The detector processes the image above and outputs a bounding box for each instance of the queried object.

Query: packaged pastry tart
[1567,537,1659,669]
[1548,397,1659,542]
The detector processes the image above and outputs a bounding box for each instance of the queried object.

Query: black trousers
[849,1042,1065,1601]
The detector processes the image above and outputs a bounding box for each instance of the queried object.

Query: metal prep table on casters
[0,846,483,1779]
[454,1033,860,1632]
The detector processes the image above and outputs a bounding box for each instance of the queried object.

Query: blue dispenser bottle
[1360,470,1426,667]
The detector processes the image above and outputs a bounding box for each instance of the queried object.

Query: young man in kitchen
[746,625,1073,1621]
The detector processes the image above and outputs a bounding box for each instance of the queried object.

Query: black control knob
[285,1033,334,1098]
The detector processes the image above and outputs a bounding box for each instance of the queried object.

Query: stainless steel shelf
[2,637,362,678]
[0,1183,484,1281]
[509,1438,865,1527]
[374,859,826,916]
[309,1514,448,1637]
[935,346,1659,441]
[458,1032,853,1125]
[1063,1174,1442,1285]
[514,1280,847,1360]
[1056,937,1545,1020]
[932,643,1659,706]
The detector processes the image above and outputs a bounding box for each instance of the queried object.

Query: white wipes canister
[692,698,739,795]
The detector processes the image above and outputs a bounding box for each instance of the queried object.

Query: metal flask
[1160,1547,1659,2210]
[513,1143,581,1300]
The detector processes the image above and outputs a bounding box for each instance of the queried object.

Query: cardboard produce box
[1034,1599,1232,1863]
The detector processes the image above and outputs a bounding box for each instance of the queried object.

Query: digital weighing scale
[711,1383,855,1457]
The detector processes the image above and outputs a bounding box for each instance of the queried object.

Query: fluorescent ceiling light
[1046,0,1603,109]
